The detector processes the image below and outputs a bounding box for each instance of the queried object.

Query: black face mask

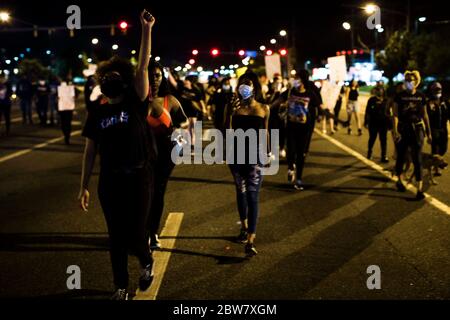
[100,73,125,99]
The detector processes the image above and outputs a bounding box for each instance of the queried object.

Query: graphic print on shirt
[288,95,310,124]
[100,111,129,129]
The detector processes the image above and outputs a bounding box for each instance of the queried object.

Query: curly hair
[95,56,135,88]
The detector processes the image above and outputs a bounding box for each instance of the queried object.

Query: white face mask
[238,84,253,100]
[405,81,416,91]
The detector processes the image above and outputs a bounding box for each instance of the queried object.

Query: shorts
[346,100,359,114]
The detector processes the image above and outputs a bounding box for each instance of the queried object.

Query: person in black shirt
[393,71,432,200]
[210,77,233,133]
[17,76,33,125]
[346,80,362,136]
[298,69,322,154]
[426,82,449,176]
[364,86,390,163]
[227,76,270,257]
[168,72,203,150]
[282,74,320,191]
[35,79,50,126]
[78,10,156,300]
[0,76,13,136]
[84,75,97,112]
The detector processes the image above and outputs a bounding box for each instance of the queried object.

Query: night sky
[0,0,448,69]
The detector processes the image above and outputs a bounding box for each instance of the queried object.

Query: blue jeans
[229,164,263,234]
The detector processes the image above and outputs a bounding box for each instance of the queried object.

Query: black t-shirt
[365,97,388,125]
[82,92,150,171]
[349,88,359,101]
[427,99,449,132]
[394,91,426,127]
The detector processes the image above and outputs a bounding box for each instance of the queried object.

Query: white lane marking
[315,129,450,216]
[0,130,82,164]
[134,212,184,300]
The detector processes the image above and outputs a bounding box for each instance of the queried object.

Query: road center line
[134,212,184,300]
[315,129,450,216]
[0,130,82,164]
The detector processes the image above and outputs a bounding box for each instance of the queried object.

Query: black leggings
[368,124,388,157]
[0,103,11,134]
[396,128,424,182]
[59,111,73,143]
[431,130,448,156]
[98,166,153,289]
[287,122,309,181]
[147,137,175,237]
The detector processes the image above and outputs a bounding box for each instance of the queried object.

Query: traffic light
[266,50,273,56]
[210,48,220,57]
[279,49,288,56]
[119,21,128,34]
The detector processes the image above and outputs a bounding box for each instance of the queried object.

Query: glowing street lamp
[91,38,99,45]
[279,30,287,37]
[270,38,277,44]
[342,22,351,30]
[0,11,10,22]
[259,45,266,51]
[364,3,378,15]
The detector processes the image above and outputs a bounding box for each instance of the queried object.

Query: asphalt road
[1,99,450,300]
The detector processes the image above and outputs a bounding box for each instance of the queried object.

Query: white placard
[265,54,282,80]
[321,80,341,111]
[328,56,347,84]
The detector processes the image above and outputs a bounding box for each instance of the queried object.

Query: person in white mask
[393,70,432,200]
[426,81,449,176]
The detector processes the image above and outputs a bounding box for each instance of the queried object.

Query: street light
[342,22,351,30]
[364,3,378,15]
[112,44,119,50]
[270,38,277,44]
[0,11,10,22]
[418,17,427,22]
[259,45,266,51]
[91,38,99,45]
[279,30,287,37]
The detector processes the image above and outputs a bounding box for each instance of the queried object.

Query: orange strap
[147,96,172,129]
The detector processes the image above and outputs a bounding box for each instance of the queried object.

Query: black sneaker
[139,262,155,291]
[416,191,425,201]
[149,234,161,251]
[245,243,258,257]
[367,150,373,160]
[236,229,248,244]
[111,288,128,300]
[396,181,406,192]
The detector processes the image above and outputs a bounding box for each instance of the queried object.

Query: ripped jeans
[229,164,263,234]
